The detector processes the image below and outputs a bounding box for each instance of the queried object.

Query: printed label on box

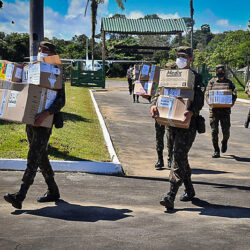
[0,82,10,117]
[5,64,14,80]
[15,67,22,79]
[8,91,19,107]
[141,65,150,75]
[45,89,57,109]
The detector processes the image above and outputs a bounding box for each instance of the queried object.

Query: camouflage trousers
[246,109,250,123]
[169,118,197,186]
[22,125,54,186]
[209,109,230,150]
[128,78,133,94]
[155,121,174,159]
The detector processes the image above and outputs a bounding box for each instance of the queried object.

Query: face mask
[216,72,225,78]
[176,57,187,69]
[37,52,48,61]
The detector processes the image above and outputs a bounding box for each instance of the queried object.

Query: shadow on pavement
[11,200,133,222]
[192,169,231,175]
[169,198,250,219]
[122,176,250,191]
[228,155,250,163]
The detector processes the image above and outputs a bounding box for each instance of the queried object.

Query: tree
[0,0,3,9]
[84,0,126,68]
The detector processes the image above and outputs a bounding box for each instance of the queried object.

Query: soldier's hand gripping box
[207,90,233,108]
[139,64,161,83]
[0,79,57,128]
[27,61,62,90]
[159,69,195,89]
[134,80,158,96]
[156,96,191,129]
[0,60,23,82]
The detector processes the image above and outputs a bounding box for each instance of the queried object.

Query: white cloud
[216,19,229,27]
[158,12,180,19]
[127,11,144,19]
[0,0,109,40]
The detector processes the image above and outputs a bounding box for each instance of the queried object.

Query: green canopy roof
[101,18,188,35]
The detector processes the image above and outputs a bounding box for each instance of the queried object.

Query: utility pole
[30,0,44,62]
[190,0,194,51]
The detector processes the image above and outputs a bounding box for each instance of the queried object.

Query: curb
[0,159,122,175]
[0,89,123,176]
[237,98,250,104]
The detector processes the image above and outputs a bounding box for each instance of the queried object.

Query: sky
[0,0,249,40]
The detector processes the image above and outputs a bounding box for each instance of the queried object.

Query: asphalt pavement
[0,80,250,250]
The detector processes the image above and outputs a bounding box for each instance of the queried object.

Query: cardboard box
[133,65,141,81]
[134,80,158,96]
[156,96,191,129]
[139,64,161,83]
[0,61,23,82]
[139,63,151,81]
[27,62,62,90]
[207,90,233,108]
[43,55,62,64]
[159,69,195,89]
[0,79,57,128]
[160,87,194,101]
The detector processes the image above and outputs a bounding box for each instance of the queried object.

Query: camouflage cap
[215,64,225,71]
[39,41,56,52]
[165,62,177,69]
[176,46,193,58]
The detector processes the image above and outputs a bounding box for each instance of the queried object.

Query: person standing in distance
[150,46,204,211]
[4,41,65,209]
[205,65,237,158]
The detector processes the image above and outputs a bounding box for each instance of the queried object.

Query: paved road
[0,80,250,250]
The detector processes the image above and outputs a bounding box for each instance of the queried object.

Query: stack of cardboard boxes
[156,69,195,129]
[0,55,62,128]
[134,63,161,97]
[206,82,233,108]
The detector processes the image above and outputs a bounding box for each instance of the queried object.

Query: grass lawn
[0,82,110,162]
[232,77,249,100]
[106,77,127,81]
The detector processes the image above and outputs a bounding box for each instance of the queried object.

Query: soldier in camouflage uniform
[4,41,65,209]
[244,81,250,128]
[126,66,133,95]
[205,65,237,158]
[150,47,204,210]
[153,62,176,170]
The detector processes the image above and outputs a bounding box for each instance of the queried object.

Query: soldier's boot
[244,120,249,128]
[180,177,195,202]
[167,154,172,169]
[160,183,179,210]
[212,143,220,158]
[4,183,29,209]
[37,178,60,203]
[221,140,228,153]
[155,151,164,170]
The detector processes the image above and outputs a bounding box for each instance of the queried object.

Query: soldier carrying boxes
[3,41,65,210]
[205,64,237,158]
[150,46,204,211]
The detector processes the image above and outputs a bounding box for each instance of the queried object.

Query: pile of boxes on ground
[0,55,63,128]
[133,63,234,129]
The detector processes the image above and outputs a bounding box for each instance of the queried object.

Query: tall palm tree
[84,0,126,68]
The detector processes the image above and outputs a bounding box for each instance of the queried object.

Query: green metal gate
[70,61,105,88]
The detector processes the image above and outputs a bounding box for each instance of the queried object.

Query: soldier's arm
[230,81,237,103]
[187,74,204,116]
[47,83,66,115]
